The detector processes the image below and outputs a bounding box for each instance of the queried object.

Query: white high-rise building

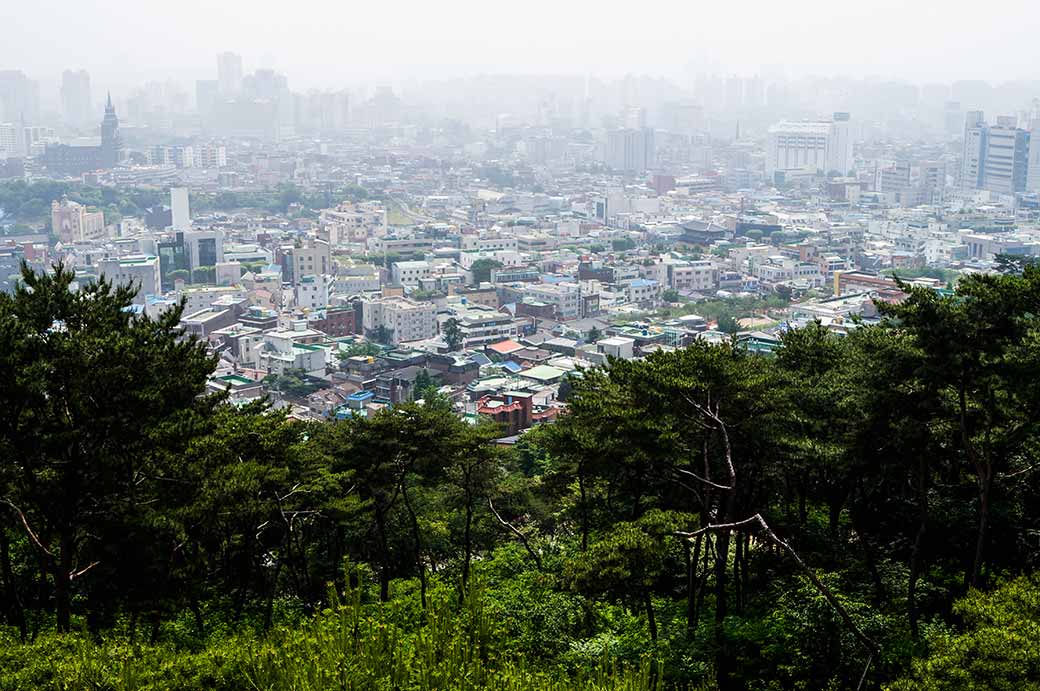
[0,122,16,157]
[216,52,243,97]
[171,187,190,231]
[766,113,853,178]
[362,296,437,345]
[1028,127,1040,193]
[961,111,987,189]
[60,70,91,127]
[605,128,656,173]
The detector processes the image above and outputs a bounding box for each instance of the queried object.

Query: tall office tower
[195,79,219,118]
[982,117,1031,195]
[605,128,656,174]
[171,187,190,231]
[216,52,243,96]
[920,161,947,205]
[0,123,17,158]
[0,70,40,123]
[622,106,647,130]
[961,113,1034,195]
[661,102,704,136]
[944,101,964,138]
[724,77,743,110]
[60,69,92,127]
[961,111,987,189]
[766,113,854,178]
[1028,127,1040,193]
[744,76,765,108]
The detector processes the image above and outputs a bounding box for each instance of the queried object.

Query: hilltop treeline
[0,180,371,229]
[3,262,1040,690]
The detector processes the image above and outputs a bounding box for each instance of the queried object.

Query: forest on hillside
[3,262,1040,690]
[0,180,371,231]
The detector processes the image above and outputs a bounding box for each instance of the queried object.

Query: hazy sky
[3,0,1039,93]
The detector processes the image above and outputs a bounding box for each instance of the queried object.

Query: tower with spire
[99,92,122,168]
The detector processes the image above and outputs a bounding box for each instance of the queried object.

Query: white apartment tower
[766,113,853,178]
[171,187,190,231]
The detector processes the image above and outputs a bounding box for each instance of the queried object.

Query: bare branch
[670,466,734,491]
[676,512,880,657]
[69,561,100,581]
[488,497,542,570]
[2,499,53,559]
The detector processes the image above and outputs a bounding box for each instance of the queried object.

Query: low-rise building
[98,255,160,302]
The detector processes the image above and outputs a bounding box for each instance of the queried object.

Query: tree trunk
[733,533,743,613]
[714,527,734,690]
[686,539,698,633]
[798,477,808,526]
[190,596,205,636]
[850,506,886,606]
[828,493,843,542]
[908,455,929,638]
[375,509,391,602]
[714,494,736,691]
[968,463,993,590]
[128,607,138,644]
[462,492,474,596]
[578,468,589,552]
[0,528,27,641]
[54,530,73,633]
[401,483,427,609]
[643,590,658,643]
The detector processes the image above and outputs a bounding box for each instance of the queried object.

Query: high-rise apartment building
[1028,128,1040,193]
[0,123,16,158]
[361,296,437,345]
[961,111,987,189]
[216,52,243,96]
[60,70,92,127]
[171,188,191,231]
[766,113,853,178]
[605,128,656,174]
[0,70,40,122]
[195,79,219,118]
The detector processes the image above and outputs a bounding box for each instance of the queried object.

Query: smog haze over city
[6,0,1040,85]
[6,2,1040,691]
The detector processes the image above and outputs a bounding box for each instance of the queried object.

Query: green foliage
[471,259,504,285]
[191,265,215,284]
[888,574,1040,691]
[263,369,322,397]
[442,317,464,350]
[716,314,740,333]
[337,340,383,359]
[0,180,164,223]
[661,289,681,303]
[7,263,1040,690]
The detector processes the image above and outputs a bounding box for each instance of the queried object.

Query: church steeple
[100,92,122,168]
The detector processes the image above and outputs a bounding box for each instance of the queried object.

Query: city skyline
[4,0,1040,92]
